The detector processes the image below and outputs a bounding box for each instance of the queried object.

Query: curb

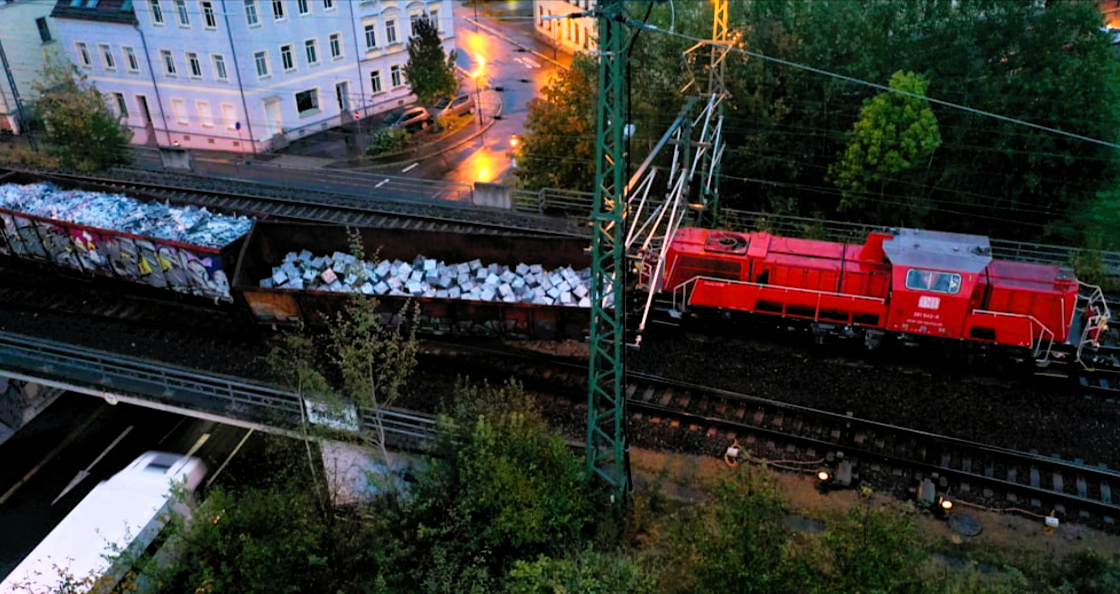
[337,88,505,172]
[462,15,569,71]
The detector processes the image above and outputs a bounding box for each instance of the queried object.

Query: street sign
[235,121,241,131]
[354,111,360,120]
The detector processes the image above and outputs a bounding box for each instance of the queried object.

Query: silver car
[383,106,432,131]
[433,94,476,119]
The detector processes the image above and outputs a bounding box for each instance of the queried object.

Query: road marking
[401,162,419,173]
[186,433,211,458]
[0,406,107,506]
[205,429,254,489]
[158,417,188,445]
[520,56,541,69]
[53,425,134,505]
[375,178,390,188]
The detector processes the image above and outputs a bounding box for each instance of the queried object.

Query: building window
[546,9,552,31]
[429,9,439,33]
[410,14,421,37]
[121,0,133,10]
[295,89,319,116]
[69,0,83,6]
[271,0,283,20]
[171,97,188,125]
[538,5,542,26]
[221,102,237,130]
[174,0,189,26]
[202,1,216,28]
[112,92,128,118]
[364,24,376,49]
[390,64,401,87]
[583,26,589,49]
[245,0,259,26]
[304,39,318,65]
[149,0,163,24]
[196,100,214,127]
[254,51,269,77]
[36,17,52,43]
[123,46,139,72]
[187,52,202,77]
[76,42,91,67]
[370,70,381,94]
[296,0,308,15]
[213,54,227,80]
[85,0,99,7]
[329,33,341,59]
[161,49,176,74]
[322,0,333,9]
[386,19,397,45]
[280,44,294,71]
[99,44,115,69]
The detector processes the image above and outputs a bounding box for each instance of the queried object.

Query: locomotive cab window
[905,269,961,294]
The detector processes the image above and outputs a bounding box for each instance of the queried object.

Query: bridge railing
[0,331,437,443]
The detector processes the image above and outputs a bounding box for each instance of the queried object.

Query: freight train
[0,169,1113,370]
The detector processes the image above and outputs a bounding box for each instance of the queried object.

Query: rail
[0,331,437,442]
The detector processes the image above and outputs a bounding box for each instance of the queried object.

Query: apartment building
[49,0,454,153]
[0,0,58,134]
[533,0,595,55]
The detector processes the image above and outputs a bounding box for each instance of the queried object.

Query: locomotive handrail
[671,275,888,316]
[969,309,1056,361]
[0,330,437,441]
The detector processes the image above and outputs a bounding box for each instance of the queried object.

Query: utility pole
[0,37,36,151]
[586,0,631,507]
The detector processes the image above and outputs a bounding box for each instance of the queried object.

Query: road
[402,1,559,184]
[0,393,257,581]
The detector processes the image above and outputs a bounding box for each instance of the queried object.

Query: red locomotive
[644,227,1111,367]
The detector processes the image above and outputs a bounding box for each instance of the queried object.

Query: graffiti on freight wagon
[0,213,233,302]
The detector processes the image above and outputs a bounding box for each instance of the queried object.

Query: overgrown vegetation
[32,57,131,171]
[367,127,410,157]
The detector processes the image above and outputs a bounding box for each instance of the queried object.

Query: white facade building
[533,0,595,55]
[0,0,59,134]
[50,0,455,153]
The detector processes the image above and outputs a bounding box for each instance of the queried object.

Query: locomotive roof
[881,228,993,273]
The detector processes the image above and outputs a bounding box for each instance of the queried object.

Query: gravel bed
[631,332,1120,469]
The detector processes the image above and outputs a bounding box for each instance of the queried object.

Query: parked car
[433,94,476,119]
[383,106,432,132]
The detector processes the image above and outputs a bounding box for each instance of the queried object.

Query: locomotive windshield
[905,269,961,294]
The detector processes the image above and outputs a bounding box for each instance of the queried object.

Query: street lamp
[469,54,486,129]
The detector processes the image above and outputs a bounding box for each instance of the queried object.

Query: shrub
[366,128,409,156]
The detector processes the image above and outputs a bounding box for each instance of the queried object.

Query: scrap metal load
[264,250,593,308]
[0,179,253,303]
[233,222,594,339]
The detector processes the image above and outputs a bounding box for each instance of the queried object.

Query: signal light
[940,498,954,511]
[817,470,832,482]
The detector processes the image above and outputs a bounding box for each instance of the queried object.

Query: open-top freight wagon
[232,222,592,340]
[0,169,255,303]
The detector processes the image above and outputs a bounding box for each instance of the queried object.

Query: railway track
[420,342,1120,530]
[0,166,588,238]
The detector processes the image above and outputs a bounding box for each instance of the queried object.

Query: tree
[829,70,942,224]
[32,56,131,171]
[267,230,419,469]
[404,15,458,106]
[516,53,598,192]
[374,379,595,592]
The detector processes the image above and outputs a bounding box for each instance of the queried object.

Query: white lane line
[53,425,134,505]
[158,417,188,445]
[401,162,420,173]
[186,433,211,458]
[0,407,107,507]
[375,178,390,188]
[204,429,254,489]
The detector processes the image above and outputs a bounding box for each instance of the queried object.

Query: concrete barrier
[473,182,512,209]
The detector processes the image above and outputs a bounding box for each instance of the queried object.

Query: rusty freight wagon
[0,170,255,303]
[232,221,593,340]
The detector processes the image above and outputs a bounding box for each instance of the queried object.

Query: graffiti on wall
[0,212,233,302]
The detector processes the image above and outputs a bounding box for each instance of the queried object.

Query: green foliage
[830,70,942,223]
[367,127,409,156]
[516,53,598,192]
[404,16,458,106]
[651,0,1120,241]
[374,379,594,592]
[820,502,929,594]
[507,546,657,594]
[32,57,131,171]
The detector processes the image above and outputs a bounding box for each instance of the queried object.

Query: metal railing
[0,331,437,442]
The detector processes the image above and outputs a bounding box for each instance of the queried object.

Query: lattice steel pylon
[586,0,631,505]
[693,0,730,229]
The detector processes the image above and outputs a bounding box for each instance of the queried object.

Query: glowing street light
[469,54,486,129]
